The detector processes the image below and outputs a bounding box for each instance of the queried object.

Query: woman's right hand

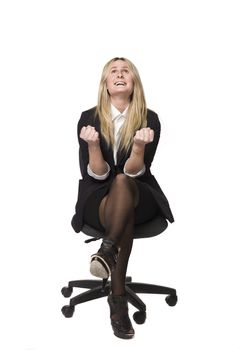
[80,125,100,146]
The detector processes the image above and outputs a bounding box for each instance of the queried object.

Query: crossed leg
[98,173,139,295]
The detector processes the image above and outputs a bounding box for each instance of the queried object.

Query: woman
[71,57,174,339]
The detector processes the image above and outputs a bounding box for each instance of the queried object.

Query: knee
[112,173,139,205]
[113,173,137,194]
[114,173,130,186]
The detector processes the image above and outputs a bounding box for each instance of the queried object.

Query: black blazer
[71,107,174,233]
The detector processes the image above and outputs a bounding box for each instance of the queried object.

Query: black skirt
[83,179,159,231]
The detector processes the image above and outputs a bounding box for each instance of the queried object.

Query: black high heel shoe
[107,294,135,339]
[90,239,118,279]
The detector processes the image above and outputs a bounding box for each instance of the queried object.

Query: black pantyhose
[99,174,139,296]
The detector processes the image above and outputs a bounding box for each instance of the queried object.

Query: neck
[110,96,129,113]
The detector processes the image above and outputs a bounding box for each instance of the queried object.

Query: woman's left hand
[133,127,154,146]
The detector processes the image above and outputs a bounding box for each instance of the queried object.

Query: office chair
[61,215,177,324]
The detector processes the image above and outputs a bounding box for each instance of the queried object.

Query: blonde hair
[95,57,147,152]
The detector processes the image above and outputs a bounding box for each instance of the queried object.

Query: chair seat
[81,215,168,239]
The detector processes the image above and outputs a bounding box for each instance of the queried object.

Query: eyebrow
[110,66,129,69]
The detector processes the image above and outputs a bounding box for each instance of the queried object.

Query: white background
[0,0,241,349]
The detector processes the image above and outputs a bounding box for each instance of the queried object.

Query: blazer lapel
[99,135,115,168]
[117,148,124,164]
[117,146,131,166]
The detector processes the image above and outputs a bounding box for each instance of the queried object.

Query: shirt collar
[111,104,129,121]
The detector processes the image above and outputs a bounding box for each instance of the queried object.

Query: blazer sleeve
[76,113,87,179]
[144,112,161,169]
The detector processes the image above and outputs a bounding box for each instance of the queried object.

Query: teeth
[115,82,125,86]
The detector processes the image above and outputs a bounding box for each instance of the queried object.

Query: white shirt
[87,104,146,180]
[111,104,128,164]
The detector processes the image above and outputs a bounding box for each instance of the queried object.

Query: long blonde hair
[95,57,147,152]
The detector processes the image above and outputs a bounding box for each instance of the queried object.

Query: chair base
[61,277,178,321]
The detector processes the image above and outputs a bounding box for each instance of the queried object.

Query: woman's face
[106,60,134,99]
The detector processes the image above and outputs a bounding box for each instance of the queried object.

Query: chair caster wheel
[133,311,146,324]
[61,305,75,318]
[61,286,73,298]
[165,294,178,306]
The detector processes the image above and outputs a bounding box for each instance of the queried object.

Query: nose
[117,70,123,78]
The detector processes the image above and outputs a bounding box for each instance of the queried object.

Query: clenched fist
[80,125,99,146]
[133,127,154,146]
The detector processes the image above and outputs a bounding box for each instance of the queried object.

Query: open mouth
[114,81,126,86]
